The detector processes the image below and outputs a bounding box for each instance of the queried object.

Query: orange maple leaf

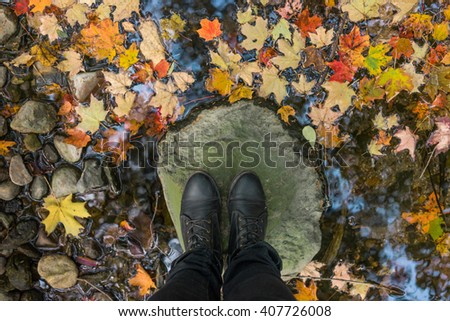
[294,280,318,301]
[205,68,233,96]
[0,141,16,156]
[389,37,414,59]
[128,264,156,296]
[402,193,441,234]
[93,127,132,164]
[79,19,125,62]
[197,18,222,41]
[64,128,91,148]
[29,0,51,13]
[153,59,171,78]
[339,26,370,68]
[295,8,322,37]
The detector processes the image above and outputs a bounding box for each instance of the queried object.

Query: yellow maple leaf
[341,0,381,22]
[75,95,108,133]
[79,19,125,62]
[205,68,233,96]
[402,193,442,235]
[377,67,413,101]
[272,29,305,70]
[140,19,166,65]
[294,280,318,301]
[42,194,91,237]
[29,0,52,13]
[241,17,269,51]
[151,81,179,118]
[364,44,392,76]
[114,91,136,117]
[128,264,157,296]
[433,23,449,41]
[436,233,450,257]
[119,43,140,70]
[160,13,186,40]
[30,42,59,67]
[259,67,288,105]
[104,0,140,21]
[322,81,355,113]
[57,50,84,78]
[277,105,296,124]
[229,85,253,103]
[0,141,16,156]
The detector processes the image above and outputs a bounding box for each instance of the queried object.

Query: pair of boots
[180,171,267,265]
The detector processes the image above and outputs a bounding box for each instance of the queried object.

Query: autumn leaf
[93,127,131,163]
[327,59,355,83]
[357,76,385,107]
[341,0,381,22]
[64,128,91,148]
[294,280,318,301]
[402,193,444,240]
[303,46,327,72]
[277,105,296,124]
[368,139,384,156]
[79,19,125,62]
[309,27,334,48]
[339,26,370,68]
[241,17,269,51]
[104,70,133,95]
[436,233,450,257]
[154,59,171,79]
[292,74,315,95]
[75,95,108,133]
[403,14,433,39]
[66,3,89,26]
[113,91,136,117]
[229,85,253,103]
[271,18,291,41]
[271,29,304,70]
[394,126,418,160]
[160,13,186,40]
[308,105,342,127]
[104,0,140,21]
[276,0,302,20]
[150,81,180,118]
[389,37,414,60]
[377,67,413,101]
[433,23,449,41]
[128,264,156,296]
[259,67,288,104]
[139,19,166,64]
[391,0,419,23]
[197,18,222,41]
[0,141,16,156]
[14,0,30,15]
[205,68,233,96]
[29,0,51,13]
[57,50,84,78]
[237,7,255,24]
[364,44,392,76]
[119,43,140,70]
[295,8,322,38]
[171,72,195,92]
[427,117,450,155]
[39,14,62,43]
[42,194,91,237]
[30,42,58,67]
[322,81,355,113]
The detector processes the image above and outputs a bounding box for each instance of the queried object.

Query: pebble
[43,144,59,163]
[10,101,57,134]
[51,165,81,198]
[0,218,39,250]
[30,176,48,200]
[37,255,78,289]
[71,72,103,102]
[0,6,18,45]
[54,135,82,163]
[6,253,32,291]
[9,155,32,186]
[0,66,7,88]
[0,115,6,137]
[0,257,5,275]
[23,134,42,152]
[77,158,106,193]
[0,180,20,201]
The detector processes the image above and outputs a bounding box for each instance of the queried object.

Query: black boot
[180,172,222,259]
[228,171,268,258]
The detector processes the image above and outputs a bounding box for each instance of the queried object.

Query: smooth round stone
[37,254,78,289]
[54,135,82,163]
[10,101,57,134]
[9,155,32,186]
[157,101,324,276]
[51,165,81,198]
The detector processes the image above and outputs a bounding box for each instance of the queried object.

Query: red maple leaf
[327,59,356,83]
[295,8,322,38]
[13,0,30,15]
[197,18,222,41]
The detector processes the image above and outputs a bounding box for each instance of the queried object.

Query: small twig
[77,278,113,301]
[420,145,437,179]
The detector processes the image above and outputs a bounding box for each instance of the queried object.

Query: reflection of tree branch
[296,275,406,297]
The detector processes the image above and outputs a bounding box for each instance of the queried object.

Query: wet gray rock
[77,158,105,193]
[9,155,32,186]
[51,165,81,198]
[0,257,5,275]
[38,254,78,289]
[0,218,39,250]
[0,116,6,137]
[0,66,7,88]
[23,134,42,152]
[158,101,324,276]
[71,71,103,102]
[43,144,59,163]
[54,135,82,163]
[0,180,20,201]
[30,176,48,200]
[6,253,32,291]
[0,6,17,45]
[10,101,57,134]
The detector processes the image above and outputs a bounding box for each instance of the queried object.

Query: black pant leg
[150,248,222,301]
[223,242,296,301]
